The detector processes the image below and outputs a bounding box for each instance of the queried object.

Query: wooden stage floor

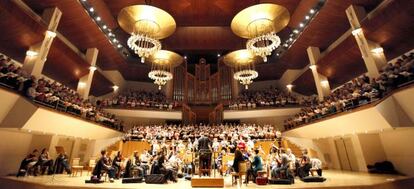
[1,170,413,189]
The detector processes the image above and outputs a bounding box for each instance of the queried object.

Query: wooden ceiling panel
[278,0,382,70]
[42,38,90,89]
[362,0,414,61]
[0,0,46,62]
[104,0,301,27]
[162,27,244,51]
[316,36,366,88]
[292,69,316,96]
[90,71,114,96]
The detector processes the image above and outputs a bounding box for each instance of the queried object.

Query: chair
[231,161,248,186]
[87,159,96,175]
[71,158,84,177]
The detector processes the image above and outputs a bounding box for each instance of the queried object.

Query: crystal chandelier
[127,33,161,63]
[246,31,281,62]
[148,70,173,90]
[224,50,260,89]
[233,69,258,89]
[148,50,183,90]
[231,4,290,62]
[118,5,176,63]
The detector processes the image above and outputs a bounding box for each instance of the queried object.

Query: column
[346,5,387,79]
[77,48,99,99]
[307,46,331,101]
[22,7,62,78]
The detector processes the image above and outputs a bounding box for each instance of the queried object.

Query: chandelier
[118,5,176,63]
[148,50,183,90]
[224,50,261,89]
[231,4,290,62]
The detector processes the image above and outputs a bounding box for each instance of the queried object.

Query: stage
[0,170,413,189]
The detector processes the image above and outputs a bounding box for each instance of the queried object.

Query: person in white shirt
[212,138,220,152]
[310,158,323,176]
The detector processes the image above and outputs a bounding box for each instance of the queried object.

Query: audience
[284,52,414,130]
[99,89,179,110]
[123,123,278,142]
[0,54,123,131]
[229,87,317,110]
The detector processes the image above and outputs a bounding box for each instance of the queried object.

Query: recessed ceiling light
[293,29,299,34]
[299,23,304,27]
[305,15,310,20]
[117,44,122,48]
[310,9,315,14]
[112,39,117,43]
[284,43,288,47]
[289,38,293,41]
[102,25,107,29]
[184,56,187,59]
[96,16,101,21]
[89,7,94,12]
[217,53,221,57]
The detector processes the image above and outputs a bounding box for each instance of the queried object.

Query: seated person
[92,150,116,182]
[297,151,312,178]
[310,158,323,176]
[36,148,54,175]
[54,152,71,174]
[271,149,289,178]
[232,149,245,184]
[139,149,151,174]
[124,151,146,178]
[157,152,177,182]
[112,151,123,179]
[17,149,39,177]
[246,149,263,183]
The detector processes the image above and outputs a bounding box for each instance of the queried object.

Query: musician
[245,149,263,183]
[36,148,54,175]
[157,152,177,182]
[297,151,312,178]
[92,150,116,182]
[17,149,39,177]
[271,148,289,178]
[197,132,212,176]
[54,151,71,174]
[112,151,123,179]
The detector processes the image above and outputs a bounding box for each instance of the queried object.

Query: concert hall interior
[1,0,414,189]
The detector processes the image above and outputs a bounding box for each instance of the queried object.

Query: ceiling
[0,0,413,96]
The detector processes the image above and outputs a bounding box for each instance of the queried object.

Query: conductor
[198,132,212,176]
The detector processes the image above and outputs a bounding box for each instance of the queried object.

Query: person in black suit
[92,150,116,182]
[197,132,212,176]
[17,149,39,177]
[54,151,71,174]
[157,152,177,182]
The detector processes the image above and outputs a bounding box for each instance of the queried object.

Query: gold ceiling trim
[118,5,176,39]
[231,3,290,38]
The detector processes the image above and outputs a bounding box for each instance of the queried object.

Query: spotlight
[299,23,304,27]
[112,85,119,91]
[112,38,117,43]
[309,65,317,70]
[286,84,293,90]
[217,53,221,57]
[89,66,97,71]
[108,32,113,37]
[89,7,94,12]
[371,47,384,54]
[184,56,187,59]
[117,44,122,48]
[289,38,293,41]
[102,25,107,29]
[293,29,299,34]
[26,50,38,57]
[351,28,363,36]
[45,30,56,38]
[310,9,315,14]
[95,16,101,21]
[283,43,288,47]
[305,15,310,20]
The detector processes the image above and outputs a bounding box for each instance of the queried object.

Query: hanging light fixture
[231,4,290,62]
[118,5,176,63]
[224,49,261,89]
[147,50,183,90]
